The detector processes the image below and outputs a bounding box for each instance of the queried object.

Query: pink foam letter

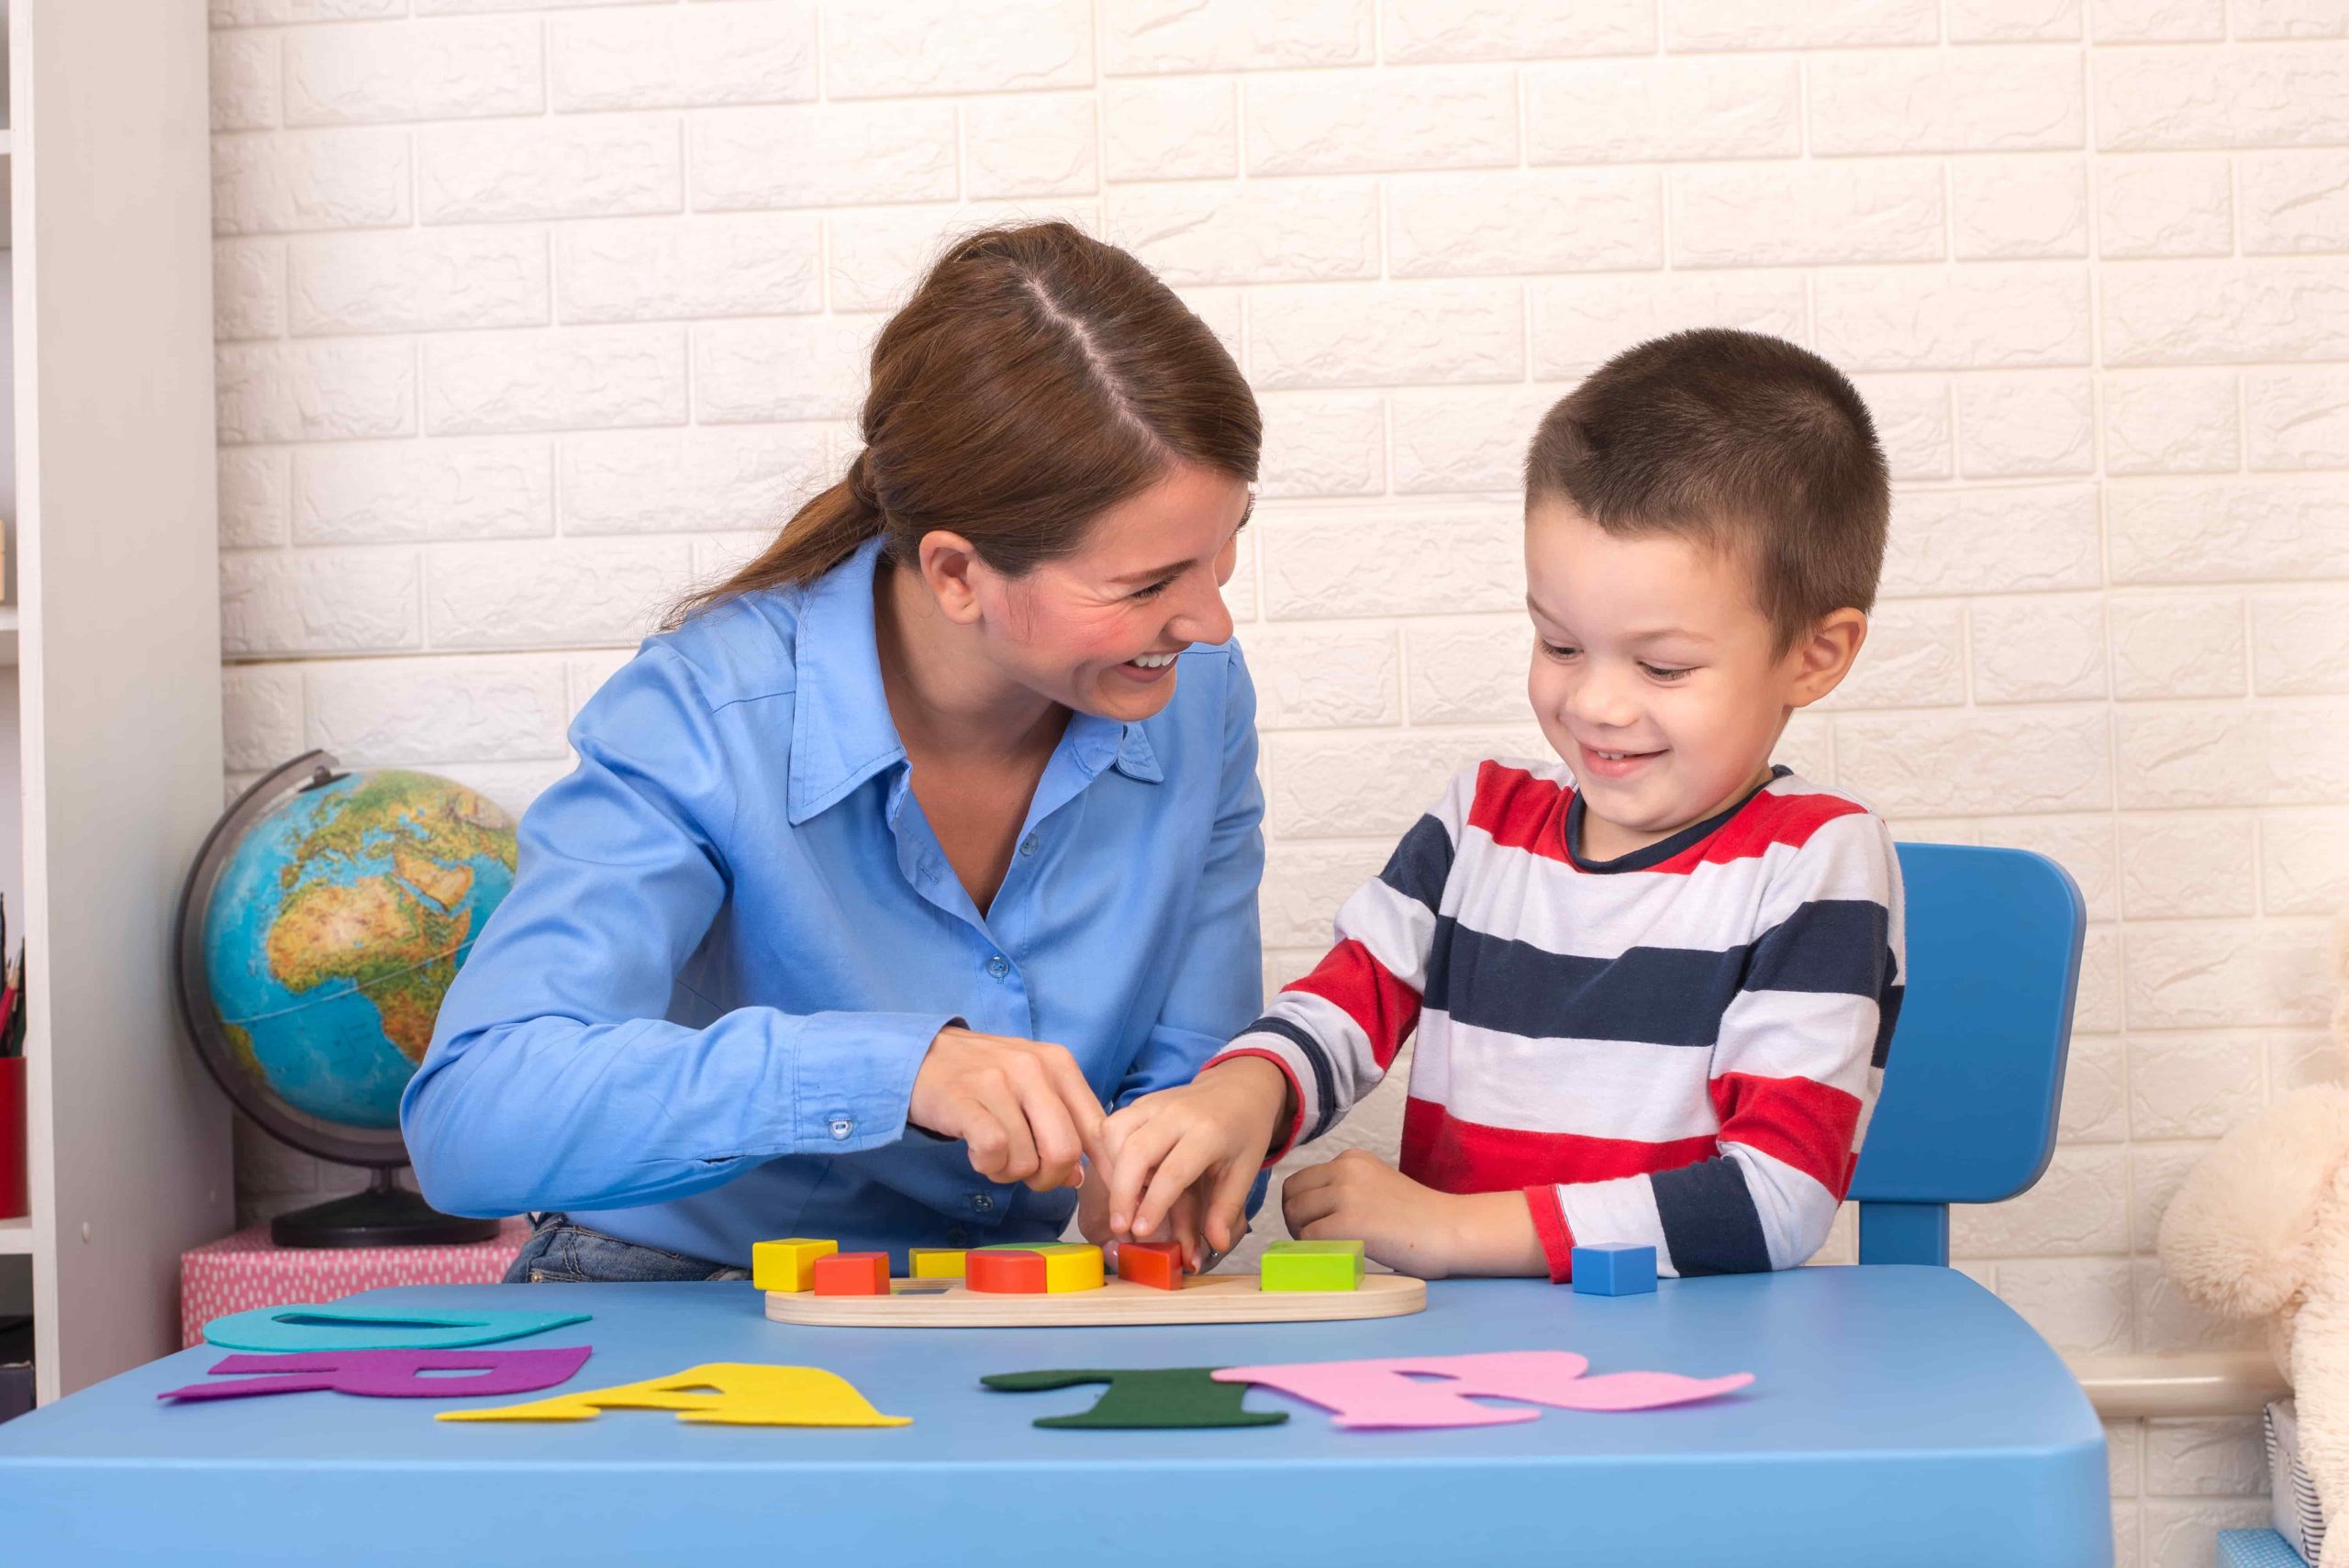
[1212,1351,1751,1429]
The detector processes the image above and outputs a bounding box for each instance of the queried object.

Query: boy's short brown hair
[1524,328,1889,653]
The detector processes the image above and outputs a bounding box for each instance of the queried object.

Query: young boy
[1102,328,1907,1284]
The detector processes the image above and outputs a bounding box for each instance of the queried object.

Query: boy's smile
[1523,498,1865,863]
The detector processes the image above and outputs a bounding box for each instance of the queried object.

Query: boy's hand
[1074,1162,1206,1268]
[1282,1149,1548,1280]
[1100,1056,1291,1257]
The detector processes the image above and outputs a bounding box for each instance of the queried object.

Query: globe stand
[270,1169,501,1250]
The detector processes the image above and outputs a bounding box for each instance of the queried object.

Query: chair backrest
[1848,843,2086,1264]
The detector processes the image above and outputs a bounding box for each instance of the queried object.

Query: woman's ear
[914,530,986,626]
[1786,608,1868,709]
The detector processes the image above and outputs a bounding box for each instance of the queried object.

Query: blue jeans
[505,1213,752,1284]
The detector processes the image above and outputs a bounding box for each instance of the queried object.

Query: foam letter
[437,1362,910,1427]
[1212,1351,1751,1429]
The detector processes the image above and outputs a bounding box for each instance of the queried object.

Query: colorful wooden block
[971,1241,1103,1293]
[966,1250,1049,1295]
[810,1251,890,1297]
[1261,1240,1364,1293]
[751,1238,838,1294]
[1570,1243,1657,1296]
[908,1248,967,1280]
[1118,1240,1185,1291]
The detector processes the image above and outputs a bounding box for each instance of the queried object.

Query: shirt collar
[785,536,1164,827]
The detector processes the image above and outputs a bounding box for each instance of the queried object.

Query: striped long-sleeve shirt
[1205,759,1906,1283]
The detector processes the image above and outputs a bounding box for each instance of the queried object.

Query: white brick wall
[210,6,2349,1550]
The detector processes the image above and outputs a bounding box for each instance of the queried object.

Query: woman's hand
[908,1027,1107,1192]
[1099,1055,1291,1256]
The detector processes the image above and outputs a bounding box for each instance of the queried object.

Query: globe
[173,751,518,1246]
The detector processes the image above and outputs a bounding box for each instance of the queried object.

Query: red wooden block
[1118,1240,1185,1291]
[810,1251,890,1296]
[965,1250,1047,1295]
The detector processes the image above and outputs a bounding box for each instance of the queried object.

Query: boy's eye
[1541,640,1578,660]
[1641,662,1691,682]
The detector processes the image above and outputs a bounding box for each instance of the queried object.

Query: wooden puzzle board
[764,1271,1426,1328]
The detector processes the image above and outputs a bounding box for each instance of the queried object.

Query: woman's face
[969,463,1253,724]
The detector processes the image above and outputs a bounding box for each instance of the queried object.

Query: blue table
[0,1266,2108,1567]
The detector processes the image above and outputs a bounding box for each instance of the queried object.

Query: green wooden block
[1261,1240,1365,1292]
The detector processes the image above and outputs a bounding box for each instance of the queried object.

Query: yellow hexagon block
[751,1238,838,1294]
[908,1248,967,1279]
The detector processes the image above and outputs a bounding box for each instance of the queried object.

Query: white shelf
[0,1217,31,1256]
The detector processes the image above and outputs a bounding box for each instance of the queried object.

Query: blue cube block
[1570,1243,1656,1296]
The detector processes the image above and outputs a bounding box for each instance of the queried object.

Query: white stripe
[1712,987,1881,1098]
[1331,875,1437,993]
[1721,1141,1841,1270]
[1553,1172,1674,1274]
[1408,1015,1720,1144]
[1444,804,1895,964]
[1254,987,1391,1118]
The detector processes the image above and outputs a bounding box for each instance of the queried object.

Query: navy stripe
[1376,812,1454,915]
[1246,1016,1341,1144]
[1743,899,1891,995]
[1651,1158,1773,1276]
[1871,980,1905,1070]
[1421,900,1893,1050]
[1424,917,1741,1047]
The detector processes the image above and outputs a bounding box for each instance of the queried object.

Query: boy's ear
[1786,608,1868,708]
[914,530,987,626]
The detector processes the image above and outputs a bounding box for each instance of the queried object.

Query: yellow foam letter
[438,1362,909,1428]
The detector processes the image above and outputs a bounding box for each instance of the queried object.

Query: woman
[401,222,1265,1283]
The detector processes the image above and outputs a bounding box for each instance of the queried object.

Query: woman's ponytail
[665,452,885,627]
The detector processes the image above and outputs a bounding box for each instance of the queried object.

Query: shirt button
[945,1226,969,1246]
[828,1118,854,1141]
[972,1194,995,1214]
[1018,834,1039,857]
[985,954,1010,981]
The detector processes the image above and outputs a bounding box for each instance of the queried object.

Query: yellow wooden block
[1039,1243,1103,1294]
[909,1248,967,1279]
[751,1238,838,1294]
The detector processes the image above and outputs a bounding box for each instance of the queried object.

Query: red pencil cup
[0,1057,26,1219]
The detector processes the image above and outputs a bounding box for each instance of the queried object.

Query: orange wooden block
[1118,1241,1185,1291]
[810,1251,890,1296]
[965,1250,1048,1295]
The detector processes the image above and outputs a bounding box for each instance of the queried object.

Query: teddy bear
[2157,915,2349,1566]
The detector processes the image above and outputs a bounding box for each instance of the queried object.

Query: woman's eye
[1642,662,1691,682]
[1132,578,1174,601]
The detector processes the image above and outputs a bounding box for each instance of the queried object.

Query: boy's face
[1522,497,1863,860]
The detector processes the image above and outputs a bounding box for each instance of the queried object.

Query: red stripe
[1201,1048,1307,1166]
[1645,787,1866,876]
[1707,1071,1865,1198]
[1398,1097,1719,1195]
[1523,1185,1576,1284]
[1463,761,1574,866]
[1285,939,1421,1070]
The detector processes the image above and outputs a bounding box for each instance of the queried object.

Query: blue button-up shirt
[401,536,1264,1268]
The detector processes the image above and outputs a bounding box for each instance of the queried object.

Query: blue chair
[1854,841,2088,1265]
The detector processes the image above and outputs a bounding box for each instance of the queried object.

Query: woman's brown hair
[669,220,1261,624]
